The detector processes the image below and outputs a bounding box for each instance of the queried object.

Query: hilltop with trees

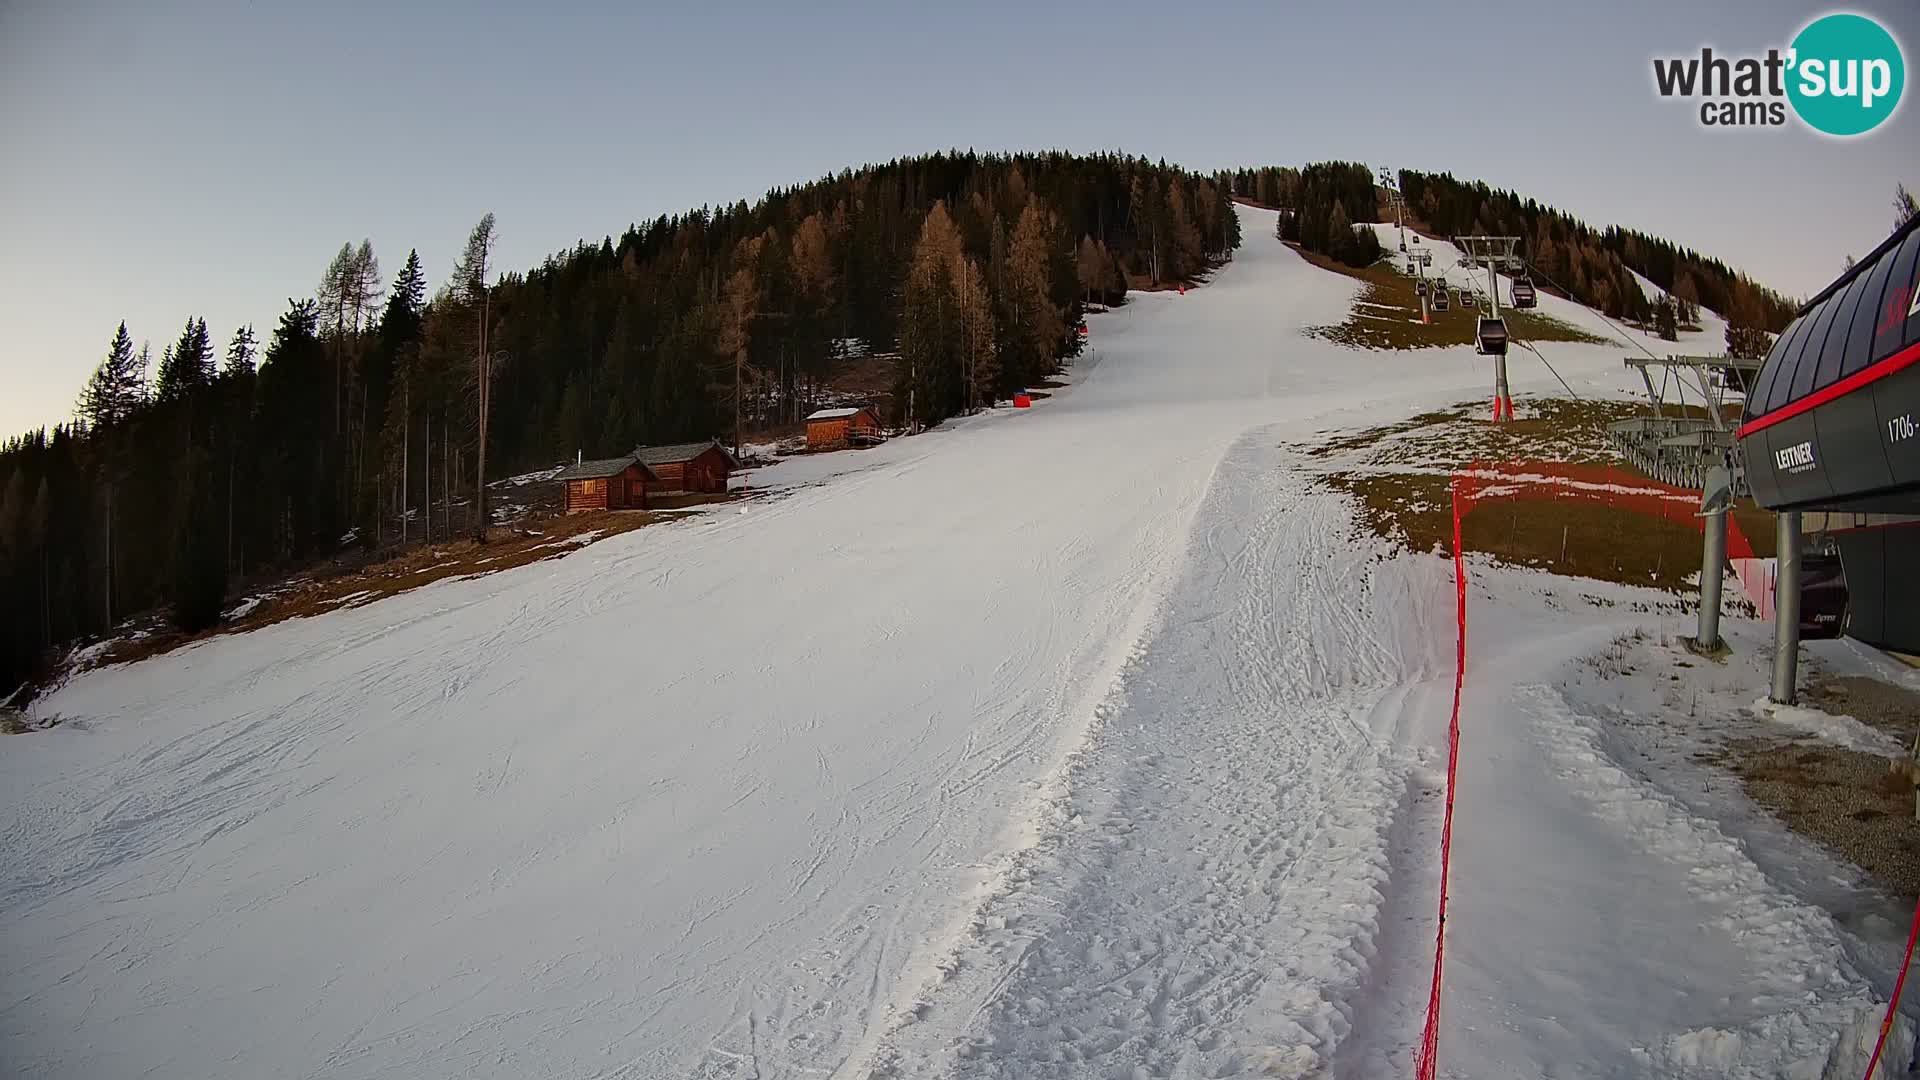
[1229,164,1799,354]
[0,152,1239,693]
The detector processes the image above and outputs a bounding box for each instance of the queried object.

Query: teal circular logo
[1787,13,1904,136]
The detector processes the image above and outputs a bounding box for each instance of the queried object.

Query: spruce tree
[224,325,257,377]
[169,443,226,632]
[78,322,142,429]
[154,317,213,401]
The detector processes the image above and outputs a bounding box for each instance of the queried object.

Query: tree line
[0,151,1239,695]
[1229,164,1797,355]
[1393,170,1797,340]
[1233,162,1385,268]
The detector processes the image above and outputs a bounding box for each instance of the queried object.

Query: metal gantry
[1604,351,1768,656]
[1607,353,1763,491]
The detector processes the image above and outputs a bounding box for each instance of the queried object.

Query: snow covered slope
[0,206,1868,1079]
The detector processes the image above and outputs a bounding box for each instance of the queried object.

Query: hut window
[581,478,606,496]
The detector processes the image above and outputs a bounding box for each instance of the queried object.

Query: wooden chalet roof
[552,454,652,482]
[634,441,742,468]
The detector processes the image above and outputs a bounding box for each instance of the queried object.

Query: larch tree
[714,232,764,454]
[1895,182,1917,230]
[790,213,837,412]
[898,201,967,428]
[1076,235,1106,304]
[1007,201,1067,392]
[958,257,998,410]
[449,214,497,541]
[1166,182,1202,279]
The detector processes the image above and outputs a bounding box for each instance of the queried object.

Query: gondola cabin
[1431,287,1450,312]
[554,454,655,513]
[1511,277,1538,309]
[636,441,742,495]
[1476,316,1509,356]
[805,407,883,450]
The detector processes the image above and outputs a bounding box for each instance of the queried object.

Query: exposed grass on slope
[1293,247,1610,351]
[1309,397,1776,591]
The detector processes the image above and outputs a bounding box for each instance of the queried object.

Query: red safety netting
[1413,476,1468,1080]
[1415,459,1757,1079]
[1863,896,1920,1079]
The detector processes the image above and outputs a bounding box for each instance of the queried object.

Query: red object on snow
[1178,284,1186,295]
[1013,393,1032,408]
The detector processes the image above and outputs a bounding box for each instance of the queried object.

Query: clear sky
[2,0,1913,437]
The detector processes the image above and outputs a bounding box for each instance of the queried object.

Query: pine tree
[1895,182,1917,230]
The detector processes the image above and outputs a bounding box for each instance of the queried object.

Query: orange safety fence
[1414,459,1910,1080]
[1417,459,1751,1079]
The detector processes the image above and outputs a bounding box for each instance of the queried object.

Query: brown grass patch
[1328,470,1710,589]
[79,503,719,673]
[1316,398,1778,587]
[1805,676,1920,742]
[1716,737,1920,897]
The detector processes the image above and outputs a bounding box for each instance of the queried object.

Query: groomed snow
[0,205,1891,1079]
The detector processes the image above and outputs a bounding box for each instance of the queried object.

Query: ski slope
[1,205,1885,1079]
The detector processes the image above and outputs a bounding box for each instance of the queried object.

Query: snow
[0,205,1898,1079]
[1752,697,1908,756]
[806,407,865,420]
[496,465,565,487]
[223,595,264,620]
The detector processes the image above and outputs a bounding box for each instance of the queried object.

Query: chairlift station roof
[1737,215,1920,514]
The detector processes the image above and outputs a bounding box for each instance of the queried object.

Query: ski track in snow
[0,206,1869,1080]
[870,445,1453,1079]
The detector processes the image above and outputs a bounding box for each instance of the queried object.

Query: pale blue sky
[2,0,1913,436]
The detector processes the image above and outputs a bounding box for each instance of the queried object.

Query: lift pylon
[1455,235,1521,420]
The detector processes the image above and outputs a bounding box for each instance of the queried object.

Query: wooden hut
[635,441,742,495]
[805,407,883,450]
[553,454,655,513]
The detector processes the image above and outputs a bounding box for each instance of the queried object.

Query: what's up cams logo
[1652,12,1904,136]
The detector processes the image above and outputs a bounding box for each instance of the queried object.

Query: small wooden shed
[554,454,655,513]
[635,441,742,495]
[805,407,883,450]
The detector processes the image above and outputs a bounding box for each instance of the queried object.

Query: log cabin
[805,407,883,450]
[634,441,742,495]
[554,454,656,513]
